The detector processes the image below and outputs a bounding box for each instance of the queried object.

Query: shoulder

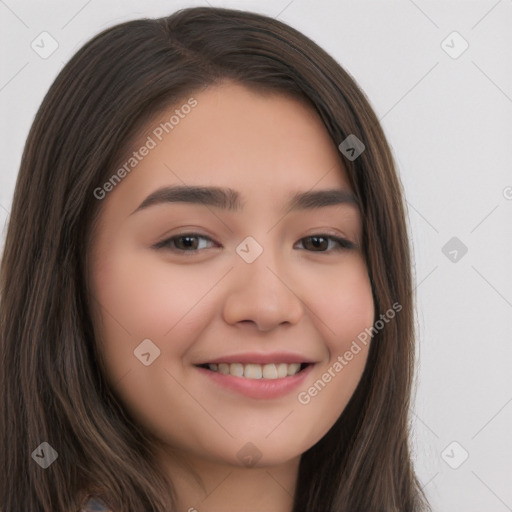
[79,495,114,512]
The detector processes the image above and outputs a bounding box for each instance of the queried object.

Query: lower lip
[195,364,315,399]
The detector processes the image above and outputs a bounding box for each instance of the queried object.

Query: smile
[197,362,310,379]
[194,362,315,399]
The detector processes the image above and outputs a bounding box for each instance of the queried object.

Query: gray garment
[79,495,113,512]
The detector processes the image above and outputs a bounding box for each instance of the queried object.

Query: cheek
[88,245,218,384]
[87,247,223,443]
[292,257,374,441]
[305,255,375,343]
[322,256,374,383]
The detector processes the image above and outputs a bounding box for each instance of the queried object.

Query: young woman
[0,6,431,512]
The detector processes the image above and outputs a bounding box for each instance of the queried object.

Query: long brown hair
[0,7,430,511]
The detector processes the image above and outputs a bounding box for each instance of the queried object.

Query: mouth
[194,361,315,399]
[195,362,312,379]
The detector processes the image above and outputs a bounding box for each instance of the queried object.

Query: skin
[87,82,375,512]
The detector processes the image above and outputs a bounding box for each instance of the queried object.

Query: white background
[1,1,511,510]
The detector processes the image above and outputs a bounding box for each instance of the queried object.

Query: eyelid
[152,232,217,251]
[152,230,358,253]
[306,228,357,246]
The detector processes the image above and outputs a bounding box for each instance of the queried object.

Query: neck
[155,444,300,512]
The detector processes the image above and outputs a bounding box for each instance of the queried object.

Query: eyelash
[153,232,356,255]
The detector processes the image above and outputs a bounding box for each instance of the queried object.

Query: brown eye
[154,233,216,253]
[153,232,355,255]
[297,235,355,252]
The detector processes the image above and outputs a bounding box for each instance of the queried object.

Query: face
[87,82,374,470]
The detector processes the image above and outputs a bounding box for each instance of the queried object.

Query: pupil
[180,236,196,249]
[310,236,326,250]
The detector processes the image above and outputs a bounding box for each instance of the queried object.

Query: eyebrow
[130,185,359,215]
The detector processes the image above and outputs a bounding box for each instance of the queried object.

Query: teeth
[244,364,262,379]
[205,362,305,379]
[287,363,301,376]
[277,363,288,378]
[218,363,229,375]
[262,364,277,379]
[229,363,244,377]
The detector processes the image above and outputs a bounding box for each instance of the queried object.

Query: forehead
[103,82,353,214]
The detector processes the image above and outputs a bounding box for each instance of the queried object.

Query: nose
[222,243,304,332]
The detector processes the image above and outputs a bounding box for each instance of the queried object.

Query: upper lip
[194,352,317,365]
